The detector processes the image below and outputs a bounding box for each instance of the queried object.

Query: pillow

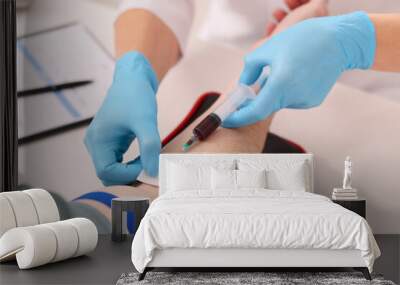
[211,168,236,190]
[266,163,307,191]
[167,162,210,191]
[211,169,268,190]
[238,159,308,191]
[236,169,267,189]
[166,160,236,191]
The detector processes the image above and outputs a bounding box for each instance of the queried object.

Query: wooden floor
[0,235,398,285]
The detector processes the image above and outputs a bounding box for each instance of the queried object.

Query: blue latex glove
[223,11,376,128]
[84,51,161,186]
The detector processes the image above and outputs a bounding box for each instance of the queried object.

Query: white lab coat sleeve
[117,0,194,52]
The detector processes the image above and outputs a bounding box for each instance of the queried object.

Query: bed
[131,154,380,281]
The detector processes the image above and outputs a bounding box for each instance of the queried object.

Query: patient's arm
[163,107,272,154]
[369,14,400,72]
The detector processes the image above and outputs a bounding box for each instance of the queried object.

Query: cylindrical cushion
[66,218,98,257]
[23,189,59,224]
[0,226,57,269]
[0,218,97,269]
[0,196,17,237]
[43,221,78,262]
[1,192,39,227]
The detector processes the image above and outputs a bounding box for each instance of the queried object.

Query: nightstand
[332,198,366,218]
[111,197,150,242]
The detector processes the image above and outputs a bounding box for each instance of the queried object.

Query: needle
[182,135,198,152]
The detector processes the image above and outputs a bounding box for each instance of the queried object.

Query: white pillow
[211,169,268,190]
[236,169,267,189]
[167,163,210,191]
[267,163,307,191]
[238,159,308,191]
[211,168,236,190]
[166,160,235,191]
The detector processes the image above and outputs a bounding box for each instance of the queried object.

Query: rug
[117,272,396,285]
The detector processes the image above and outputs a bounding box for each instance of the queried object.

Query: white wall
[271,85,400,234]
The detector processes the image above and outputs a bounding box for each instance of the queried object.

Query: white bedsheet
[131,190,380,273]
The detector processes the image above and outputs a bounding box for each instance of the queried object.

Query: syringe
[182,73,267,151]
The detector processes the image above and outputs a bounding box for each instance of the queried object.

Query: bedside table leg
[138,268,148,281]
[112,202,123,242]
[354,267,372,280]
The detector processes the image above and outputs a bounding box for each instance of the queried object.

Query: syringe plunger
[213,84,257,121]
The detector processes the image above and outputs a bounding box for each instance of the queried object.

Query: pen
[17,80,93,97]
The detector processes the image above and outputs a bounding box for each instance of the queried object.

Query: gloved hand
[84,51,161,186]
[223,11,376,128]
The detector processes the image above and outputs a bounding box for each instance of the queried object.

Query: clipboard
[17,23,115,143]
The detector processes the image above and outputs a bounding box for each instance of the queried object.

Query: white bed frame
[140,154,370,280]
